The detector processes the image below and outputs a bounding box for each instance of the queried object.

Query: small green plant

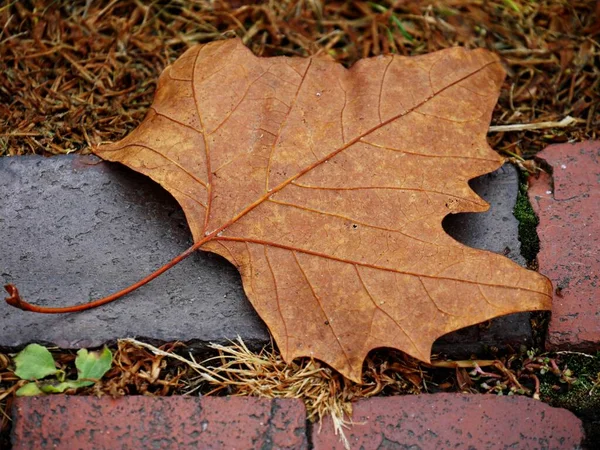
[13,344,112,396]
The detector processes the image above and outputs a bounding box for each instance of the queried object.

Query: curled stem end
[5,284,29,310]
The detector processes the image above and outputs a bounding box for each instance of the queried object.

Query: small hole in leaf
[352,224,358,229]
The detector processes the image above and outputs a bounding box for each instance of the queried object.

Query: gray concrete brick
[1,155,268,349]
[1,155,532,356]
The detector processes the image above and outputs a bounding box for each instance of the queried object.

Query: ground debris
[0,0,597,157]
[1,339,598,448]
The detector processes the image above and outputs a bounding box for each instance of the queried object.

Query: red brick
[313,394,584,449]
[528,141,600,350]
[11,396,307,450]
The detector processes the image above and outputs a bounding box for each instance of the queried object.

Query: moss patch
[540,353,600,447]
[513,173,540,264]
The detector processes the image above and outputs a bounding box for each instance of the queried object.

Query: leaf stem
[4,236,211,314]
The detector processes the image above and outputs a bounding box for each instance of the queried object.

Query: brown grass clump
[120,337,425,449]
[1,0,598,158]
[91,340,189,397]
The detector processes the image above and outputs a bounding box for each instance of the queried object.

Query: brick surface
[528,141,600,351]
[11,395,307,450]
[1,155,530,354]
[0,155,269,349]
[313,394,584,450]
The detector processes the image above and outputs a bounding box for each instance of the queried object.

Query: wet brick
[11,395,307,450]
[313,394,584,449]
[528,141,600,351]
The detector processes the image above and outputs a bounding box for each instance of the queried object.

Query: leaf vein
[291,181,486,207]
[293,252,353,368]
[105,143,208,189]
[264,246,289,358]
[359,139,498,161]
[265,59,313,192]
[377,56,393,124]
[150,107,203,133]
[268,198,433,244]
[203,60,500,241]
[191,48,213,234]
[418,277,461,316]
[216,236,552,299]
[208,68,273,135]
[355,265,426,360]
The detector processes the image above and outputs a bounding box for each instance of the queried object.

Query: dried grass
[1,338,597,448]
[1,0,598,159]
[121,337,424,448]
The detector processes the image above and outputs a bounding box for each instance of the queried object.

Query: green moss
[513,174,540,263]
[540,354,600,446]
[540,354,600,409]
[542,381,600,415]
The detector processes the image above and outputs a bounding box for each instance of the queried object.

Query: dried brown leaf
[95,38,551,382]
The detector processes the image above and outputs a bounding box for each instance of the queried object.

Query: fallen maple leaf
[8,39,553,382]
